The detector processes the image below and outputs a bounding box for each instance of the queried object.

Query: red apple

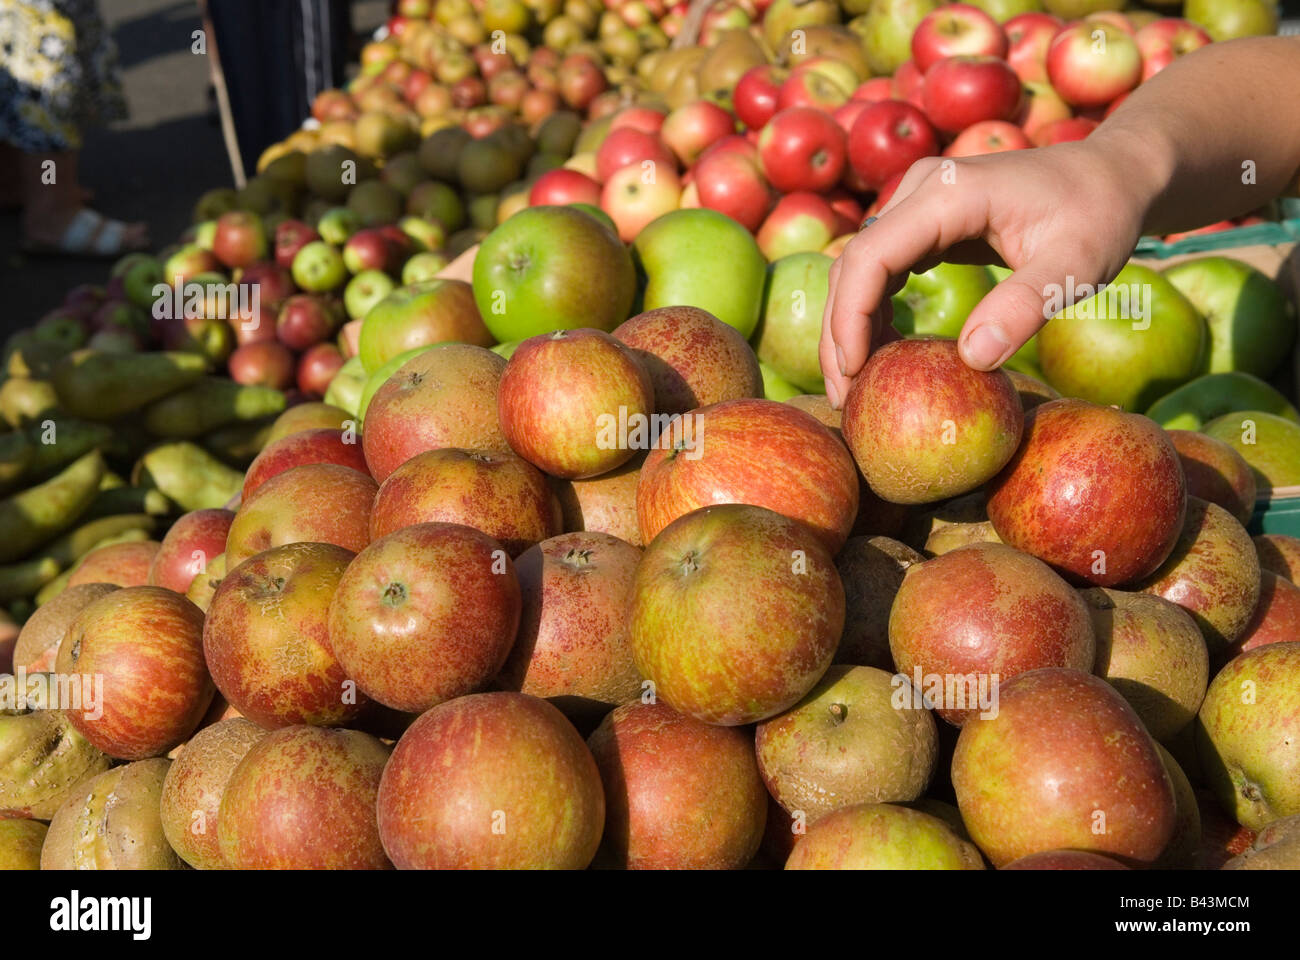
[831,99,869,137]
[67,540,160,589]
[558,54,608,110]
[1032,115,1098,146]
[824,189,865,235]
[148,508,235,594]
[342,228,399,275]
[498,328,654,480]
[600,162,682,243]
[637,398,859,553]
[847,99,939,191]
[986,398,1186,587]
[275,220,321,270]
[1017,80,1072,142]
[203,541,366,728]
[851,77,894,104]
[1230,572,1300,656]
[376,692,604,868]
[757,107,847,194]
[228,340,295,390]
[225,463,377,569]
[1004,11,1064,84]
[944,119,1033,157]
[297,342,346,397]
[734,65,784,130]
[661,100,734,167]
[1047,22,1142,109]
[212,211,268,270]
[922,56,1024,134]
[756,191,840,259]
[1136,18,1213,82]
[57,587,212,760]
[233,301,279,347]
[369,447,562,555]
[328,522,522,713]
[237,261,296,309]
[243,428,368,501]
[776,70,849,113]
[277,294,343,351]
[892,60,926,108]
[595,127,676,183]
[529,168,602,207]
[691,147,772,232]
[911,3,1008,74]
[609,105,667,135]
[520,88,560,126]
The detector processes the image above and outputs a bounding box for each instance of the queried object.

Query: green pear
[1202,410,1300,491]
[203,417,279,467]
[1146,371,1300,431]
[20,419,113,480]
[134,442,243,512]
[755,252,831,393]
[143,377,286,438]
[52,350,209,421]
[0,378,59,429]
[0,710,111,820]
[0,451,105,564]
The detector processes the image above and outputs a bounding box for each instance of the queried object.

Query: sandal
[23,208,148,258]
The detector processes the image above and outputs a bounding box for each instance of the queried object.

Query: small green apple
[322,354,367,417]
[754,252,831,393]
[401,251,449,285]
[358,279,492,373]
[891,263,995,339]
[1145,371,1300,430]
[118,255,165,310]
[634,208,767,339]
[399,215,447,253]
[760,361,805,401]
[1038,263,1207,411]
[569,202,619,236]
[291,241,348,293]
[965,0,1043,21]
[344,269,397,321]
[194,220,217,251]
[317,207,361,246]
[1202,410,1300,491]
[1164,256,1295,380]
[490,340,521,360]
[1184,0,1278,41]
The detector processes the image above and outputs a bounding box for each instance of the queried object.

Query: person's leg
[19,148,146,251]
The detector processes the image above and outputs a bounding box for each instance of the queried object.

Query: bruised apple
[628,504,844,726]
[587,700,767,870]
[986,398,1186,586]
[636,398,859,553]
[148,509,234,594]
[203,541,365,729]
[376,692,604,869]
[327,523,522,713]
[369,447,561,555]
[58,587,213,760]
[224,463,376,568]
[242,427,368,500]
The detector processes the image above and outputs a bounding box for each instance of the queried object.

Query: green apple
[1145,371,1300,430]
[322,354,367,416]
[754,252,831,393]
[965,0,1043,21]
[317,207,361,246]
[401,251,449,285]
[569,202,618,236]
[985,264,1047,373]
[118,255,165,310]
[344,269,397,322]
[194,220,217,251]
[891,263,995,339]
[490,340,521,360]
[760,361,805,401]
[356,343,442,424]
[399,215,447,253]
[358,279,492,373]
[1043,0,1124,17]
[291,241,348,293]
[472,205,636,341]
[1202,410,1300,491]
[1038,263,1207,411]
[407,181,465,232]
[1163,257,1294,380]
[860,0,939,75]
[1184,0,1278,41]
[634,209,767,339]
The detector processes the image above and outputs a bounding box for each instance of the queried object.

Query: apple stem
[829,703,848,725]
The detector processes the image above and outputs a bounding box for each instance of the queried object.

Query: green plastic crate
[1135,215,1300,260]
[1249,488,1300,536]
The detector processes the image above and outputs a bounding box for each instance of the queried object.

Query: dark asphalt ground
[0,0,387,336]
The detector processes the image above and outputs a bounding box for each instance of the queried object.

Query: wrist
[1087,121,1178,235]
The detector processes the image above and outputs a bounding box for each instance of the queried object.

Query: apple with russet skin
[218,725,391,869]
[203,541,365,728]
[274,219,320,270]
[660,100,734,166]
[944,119,1033,157]
[1136,18,1213,81]
[370,447,562,555]
[637,398,859,553]
[629,503,844,725]
[57,587,212,761]
[358,278,492,374]
[497,531,642,717]
[911,2,1008,73]
[891,262,996,338]
[228,340,295,390]
[212,211,268,270]
[756,193,838,260]
[1004,11,1064,83]
[633,208,768,337]
[757,107,846,194]
[148,508,235,594]
[1196,641,1300,832]
[841,338,1023,505]
[498,328,653,480]
[986,398,1187,587]
[343,270,396,322]
[243,428,368,501]
[529,168,601,207]
[1255,535,1300,583]
[472,205,637,341]
[225,463,377,568]
[587,700,768,869]
[953,667,1176,867]
[847,99,939,190]
[297,343,346,397]
[775,69,849,113]
[1033,115,1097,145]
[754,251,831,392]
[361,344,509,482]
[1017,80,1072,142]
[376,691,604,869]
[594,127,675,183]
[890,542,1096,725]
[1230,572,1300,656]
[328,522,522,714]
[264,401,351,445]
[65,540,159,589]
[276,294,343,351]
[612,305,762,417]
[1168,430,1257,526]
[291,241,348,293]
[734,65,785,130]
[600,163,682,243]
[689,148,772,233]
[922,56,1024,134]
[786,803,985,869]
[1047,22,1142,109]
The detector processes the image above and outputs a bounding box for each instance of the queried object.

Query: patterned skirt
[0,0,127,152]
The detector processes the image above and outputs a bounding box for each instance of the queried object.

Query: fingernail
[963,323,1011,370]
[835,344,847,378]
[825,378,841,409]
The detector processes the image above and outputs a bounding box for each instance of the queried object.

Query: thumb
[958,258,1072,371]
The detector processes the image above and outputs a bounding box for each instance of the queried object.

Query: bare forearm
[1094,36,1300,235]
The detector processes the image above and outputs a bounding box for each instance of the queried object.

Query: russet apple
[834,535,923,668]
[1254,534,1300,583]
[552,454,644,546]
[1168,429,1258,526]
[786,803,985,869]
[1231,572,1300,656]
[148,508,235,594]
[242,427,368,501]
[66,540,160,589]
